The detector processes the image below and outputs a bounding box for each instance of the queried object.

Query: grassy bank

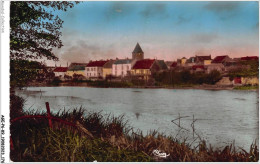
[234,85,259,90]
[10,95,259,162]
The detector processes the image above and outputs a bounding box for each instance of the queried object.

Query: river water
[15,87,259,150]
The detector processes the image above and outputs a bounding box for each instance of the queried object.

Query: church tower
[132,43,144,61]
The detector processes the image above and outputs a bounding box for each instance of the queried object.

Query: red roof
[212,56,228,63]
[240,56,258,61]
[192,65,205,70]
[53,67,68,72]
[86,60,107,67]
[132,59,155,69]
[170,62,177,67]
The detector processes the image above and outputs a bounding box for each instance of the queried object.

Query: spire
[132,42,143,53]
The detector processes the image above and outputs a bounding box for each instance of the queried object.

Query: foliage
[51,76,62,86]
[10,60,47,88]
[10,1,78,60]
[153,70,222,86]
[10,94,25,120]
[72,74,85,82]
[228,60,259,78]
[234,85,259,90]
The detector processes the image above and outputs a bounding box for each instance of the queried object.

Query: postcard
[1,1,259,162]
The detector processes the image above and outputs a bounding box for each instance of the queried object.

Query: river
[15,87,259,150]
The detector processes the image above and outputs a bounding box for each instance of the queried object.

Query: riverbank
[27,81,258,91]
[10,96,259,162]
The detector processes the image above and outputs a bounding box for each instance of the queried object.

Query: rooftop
[157,60,168,70]
[195,55,211,62]
[113,59,132,65]
[86,60,108,67]
[240,56,259,61]
[68,65,85,71]
[132,43,143,53]
[132,59,155,69]
[53,67,68,72]
[212,55,229,63]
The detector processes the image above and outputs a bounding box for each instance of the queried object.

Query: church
[111,42,145,77]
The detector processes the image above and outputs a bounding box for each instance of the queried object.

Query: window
[87,68,89,71]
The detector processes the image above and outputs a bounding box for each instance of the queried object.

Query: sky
[49,1,259,66]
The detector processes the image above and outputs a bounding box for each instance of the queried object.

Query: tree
[10,1,78,60]
[205,70,221,84]
[10,60,46,88]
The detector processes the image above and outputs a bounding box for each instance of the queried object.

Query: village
[44,43,258,87]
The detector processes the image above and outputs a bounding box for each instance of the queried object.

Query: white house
[53,67,68,78]
[85,60,108,79]
[112,59,132,77]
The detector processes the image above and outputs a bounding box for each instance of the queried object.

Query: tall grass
[10,97,259,162]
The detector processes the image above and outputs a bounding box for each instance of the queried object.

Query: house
[157,60,168,71]
[211,55,231,64]
[102,60,115,79]
[194,55,212,65]
[112,59,132,77]
[206,55,231,73]
[53,67,68,78]
[240,56,259,61]
[233,77,242,85]
[66,63,88,77]
[170,62,178,69]
[185,57,196,66]
[85,60,108,79]
[165,61,174,69]
[180,57,187,65]
[46,66,56,72]
[131,59,160,81]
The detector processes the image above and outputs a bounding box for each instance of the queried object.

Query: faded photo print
[9,1,259,162]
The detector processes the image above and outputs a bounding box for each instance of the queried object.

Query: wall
[215,77,233,85]
[112,64,131,77]
[204,60,212,65]
[241,77,259,85]
[66,70,85,77]
[103,68,112,79]
[85,67,103,79]
[54,72,65,77]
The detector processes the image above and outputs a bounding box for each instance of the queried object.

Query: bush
[153,70,222,86]
[10,94,25,120]
[51,77,62,86]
